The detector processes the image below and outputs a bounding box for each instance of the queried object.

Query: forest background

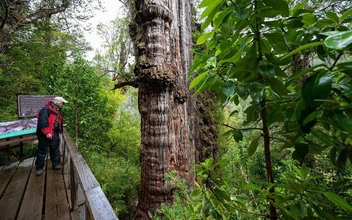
[1,0,352,219]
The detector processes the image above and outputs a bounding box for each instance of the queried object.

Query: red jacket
[36,100,64,136]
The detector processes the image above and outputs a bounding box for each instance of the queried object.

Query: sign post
[17,95,56,118]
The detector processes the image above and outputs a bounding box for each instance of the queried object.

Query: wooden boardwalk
[0,130,118,220]
[0,156,74,220]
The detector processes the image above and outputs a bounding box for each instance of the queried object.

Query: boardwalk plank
[0,161,19,198]
[17,157,45,220]
[0,158,33,220]
[45,159,71,220]
[0,131,118,220]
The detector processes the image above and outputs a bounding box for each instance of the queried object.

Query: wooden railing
[62,129,119,220]
[0,135,37,164]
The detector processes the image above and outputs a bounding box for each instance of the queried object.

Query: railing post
[6,138,10,165]
[70,157,78,212]
[19,136,23,162]
[62,130,118,220]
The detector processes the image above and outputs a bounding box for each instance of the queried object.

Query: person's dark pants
[35,132,60,170]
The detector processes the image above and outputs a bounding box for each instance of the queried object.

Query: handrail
[62,129,118,220]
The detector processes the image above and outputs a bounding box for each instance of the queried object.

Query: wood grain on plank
[0,158,33,220]
[0,161,19,198]
[45,159,71,220]
[86,187,118,220]
[17,157,45,220]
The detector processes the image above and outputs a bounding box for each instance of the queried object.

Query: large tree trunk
[133,0,194,218]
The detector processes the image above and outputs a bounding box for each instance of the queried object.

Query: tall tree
[0,0,99,53]
[93,17,137,89]
[130,0,196,218]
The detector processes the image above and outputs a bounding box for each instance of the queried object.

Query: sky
[84,0,124,60]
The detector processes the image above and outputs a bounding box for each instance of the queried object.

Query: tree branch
[0,1,9,30]
[18,1,70,27]
[112,80,138,90]
[221,123,261,131]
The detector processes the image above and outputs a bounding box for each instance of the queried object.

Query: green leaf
[267,103,282,126]
[248,137,260,156]
[341,8,352,22]
[291,2,307,16]
[293,140,309,161]
[299,166,310,180]
[302,13,317,26]
[348,150,352,165]
[190,71,208,89]
[236,86,249,100]
[241,183,262,191]
[288,98,303,122]
[206,57,217,68]
[264,33,289,53]
[325,11,339,23]
[330,147,337,166]
[197,32,214,45]
[302,110,323,126]
[337,148,349,170]
[199,0,216,8]
[315,19,335,28]
[324,30,352,50]
[337,83,352,96]
[232,94,240,105]
[257,0,289,17]
[337,62,352,77]
[244,104,260,124]
[217,51,241,66]
[267,77,288,96]
[286,64,326,87]
[312,130,343,149]
[234,5,249,19]
[222,81,236,97]
[201,2,222,30]
[309,142,326,154]
[214,7,233,28]
[281,182,302,194]
[233,130,243,143]
[301,70,332,109]
[250,83,265,104]
[266,0,289,16]
[323,111,352,133]
[323,192,352,211]
[320,31,342,37]
[213,188,231,202]
[259,62,275,79]
[281,42,324,60]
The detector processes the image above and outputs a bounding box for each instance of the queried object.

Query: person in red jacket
[35,96,68,176]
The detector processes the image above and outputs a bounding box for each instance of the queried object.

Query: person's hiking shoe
[35,170,43,176]
[54,164,61,170]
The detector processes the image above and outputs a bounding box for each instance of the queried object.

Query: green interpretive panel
[0,118,37,139]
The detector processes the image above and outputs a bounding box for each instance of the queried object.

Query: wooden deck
[0,157,73,220]
[0,130,118,220]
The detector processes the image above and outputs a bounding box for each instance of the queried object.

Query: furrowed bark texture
[133,0,194,219]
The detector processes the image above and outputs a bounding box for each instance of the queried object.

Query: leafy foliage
[87,151,140,220]
[188,0,352,218]
[0,16,141,217]
[93,17,136,90]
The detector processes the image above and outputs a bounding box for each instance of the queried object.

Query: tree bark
[132,0,195,218]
